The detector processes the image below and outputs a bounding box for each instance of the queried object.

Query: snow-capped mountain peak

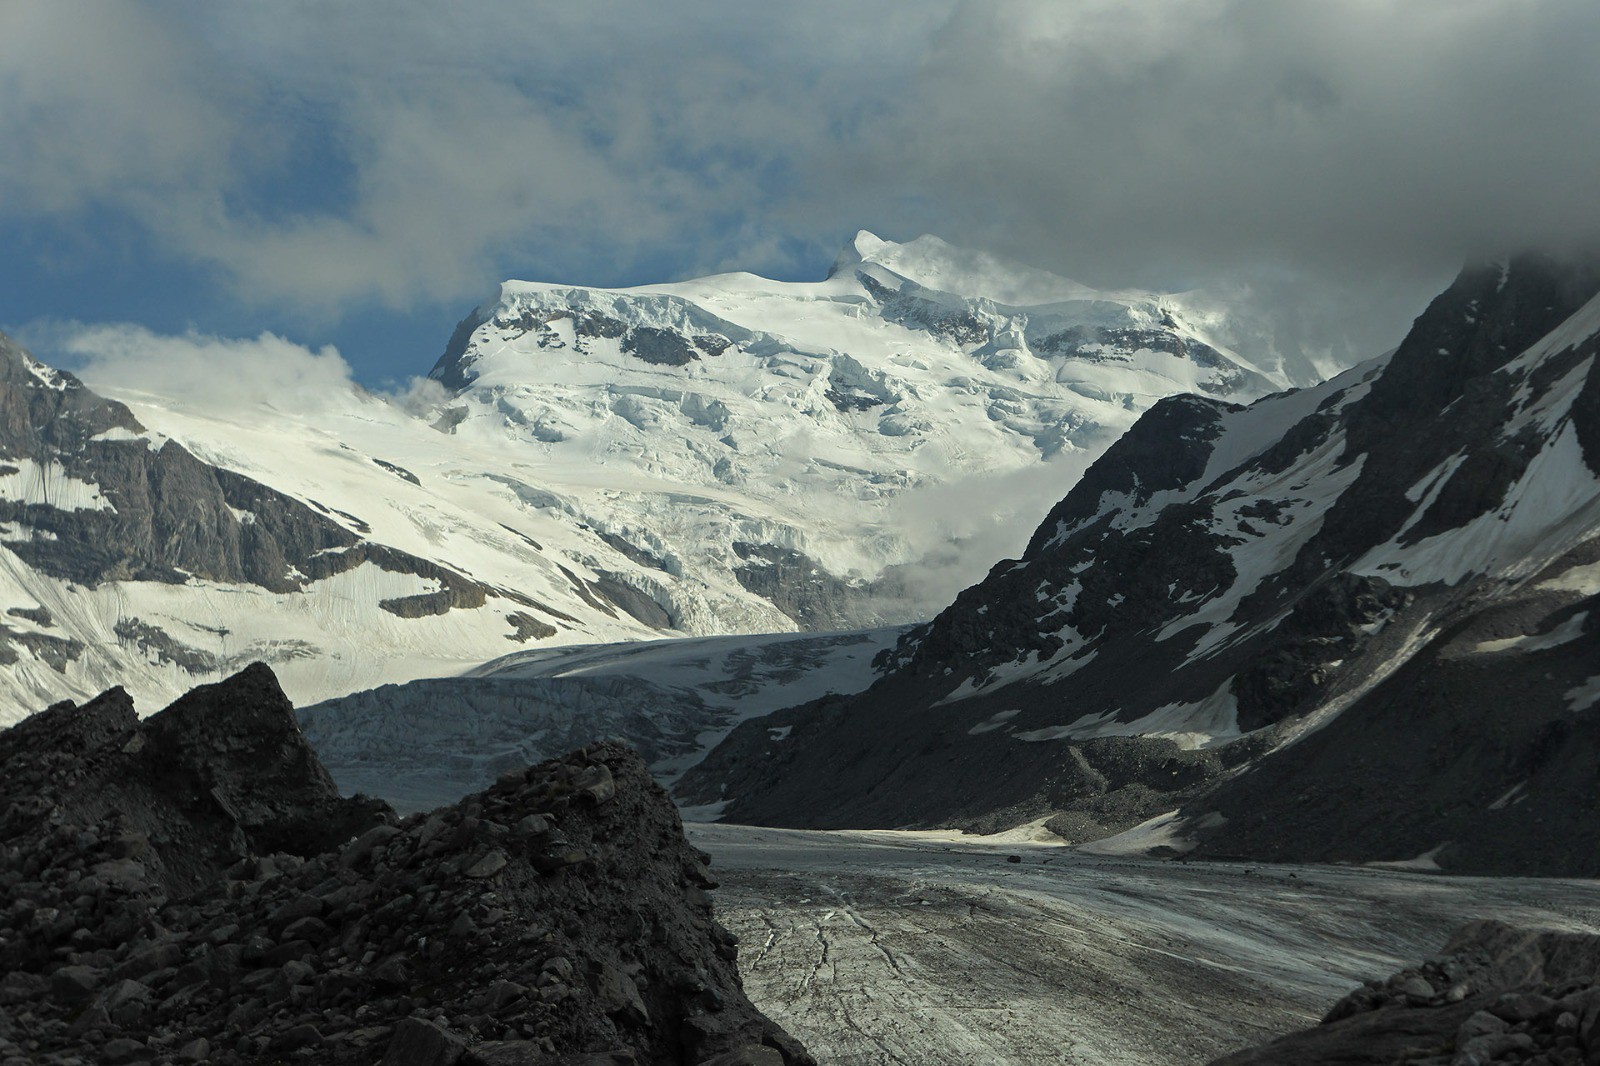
[420,231,1333,634]
[828,229,1095,307]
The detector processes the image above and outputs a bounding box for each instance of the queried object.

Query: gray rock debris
[0,663,812,1066]
[1211,920,1600,1065]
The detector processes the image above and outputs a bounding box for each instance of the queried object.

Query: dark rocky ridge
[0,334,358,593]
[1211,920,1600,1065]
[680,253,1600,874]
[1192,558,1600,875]
[0,665,810,1066]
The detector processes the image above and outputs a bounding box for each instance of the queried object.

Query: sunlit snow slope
[0,334,675,722]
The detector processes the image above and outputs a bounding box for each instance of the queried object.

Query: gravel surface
[690,823,1600,1066]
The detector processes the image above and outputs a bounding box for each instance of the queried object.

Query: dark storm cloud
[4,0,1599,364]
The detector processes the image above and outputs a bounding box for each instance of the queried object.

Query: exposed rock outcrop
[1211,921,1600,1065]
[0,665,811,1066]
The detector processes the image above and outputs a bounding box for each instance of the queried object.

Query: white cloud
[4,0,1600,368]
[0,0,944,312]
[877,451,1103,610]
[385,374,451,417]
[842,0,1600,281]
[51,323,362,415]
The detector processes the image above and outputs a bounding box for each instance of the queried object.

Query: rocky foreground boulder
[0,664,811,1066]
[1212,920,1600,1065]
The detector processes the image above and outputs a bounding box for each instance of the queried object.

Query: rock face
[0,662,389,903]
[680,253,1600,874]
[1211,921,1600,1065]
[0,665,811,1066]
[0,335,486,601]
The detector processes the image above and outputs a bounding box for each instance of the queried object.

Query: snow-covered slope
[683,253,1600,875]
[423,230,1322,628]
[0,333,690,722]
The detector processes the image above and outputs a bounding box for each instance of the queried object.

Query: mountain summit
[827,230,1097,306]
[424,230,1325,631]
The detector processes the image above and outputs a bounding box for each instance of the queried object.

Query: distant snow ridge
[0,333,684,723]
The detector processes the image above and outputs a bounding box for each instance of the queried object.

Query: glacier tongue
[299,626,908,813]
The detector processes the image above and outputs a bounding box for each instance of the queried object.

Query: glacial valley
[692,824,1600,1066]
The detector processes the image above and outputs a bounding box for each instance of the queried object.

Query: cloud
[5,0,1600,369]
[794,0,1600,361]
[30,321,464,436]
[876,451,1103,612]
[45,322,362,415]
[830,0,1600,278]
[385,374,452,418]
[0,2,239,214]
[0,0,942,313]
[172,82,642,310]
